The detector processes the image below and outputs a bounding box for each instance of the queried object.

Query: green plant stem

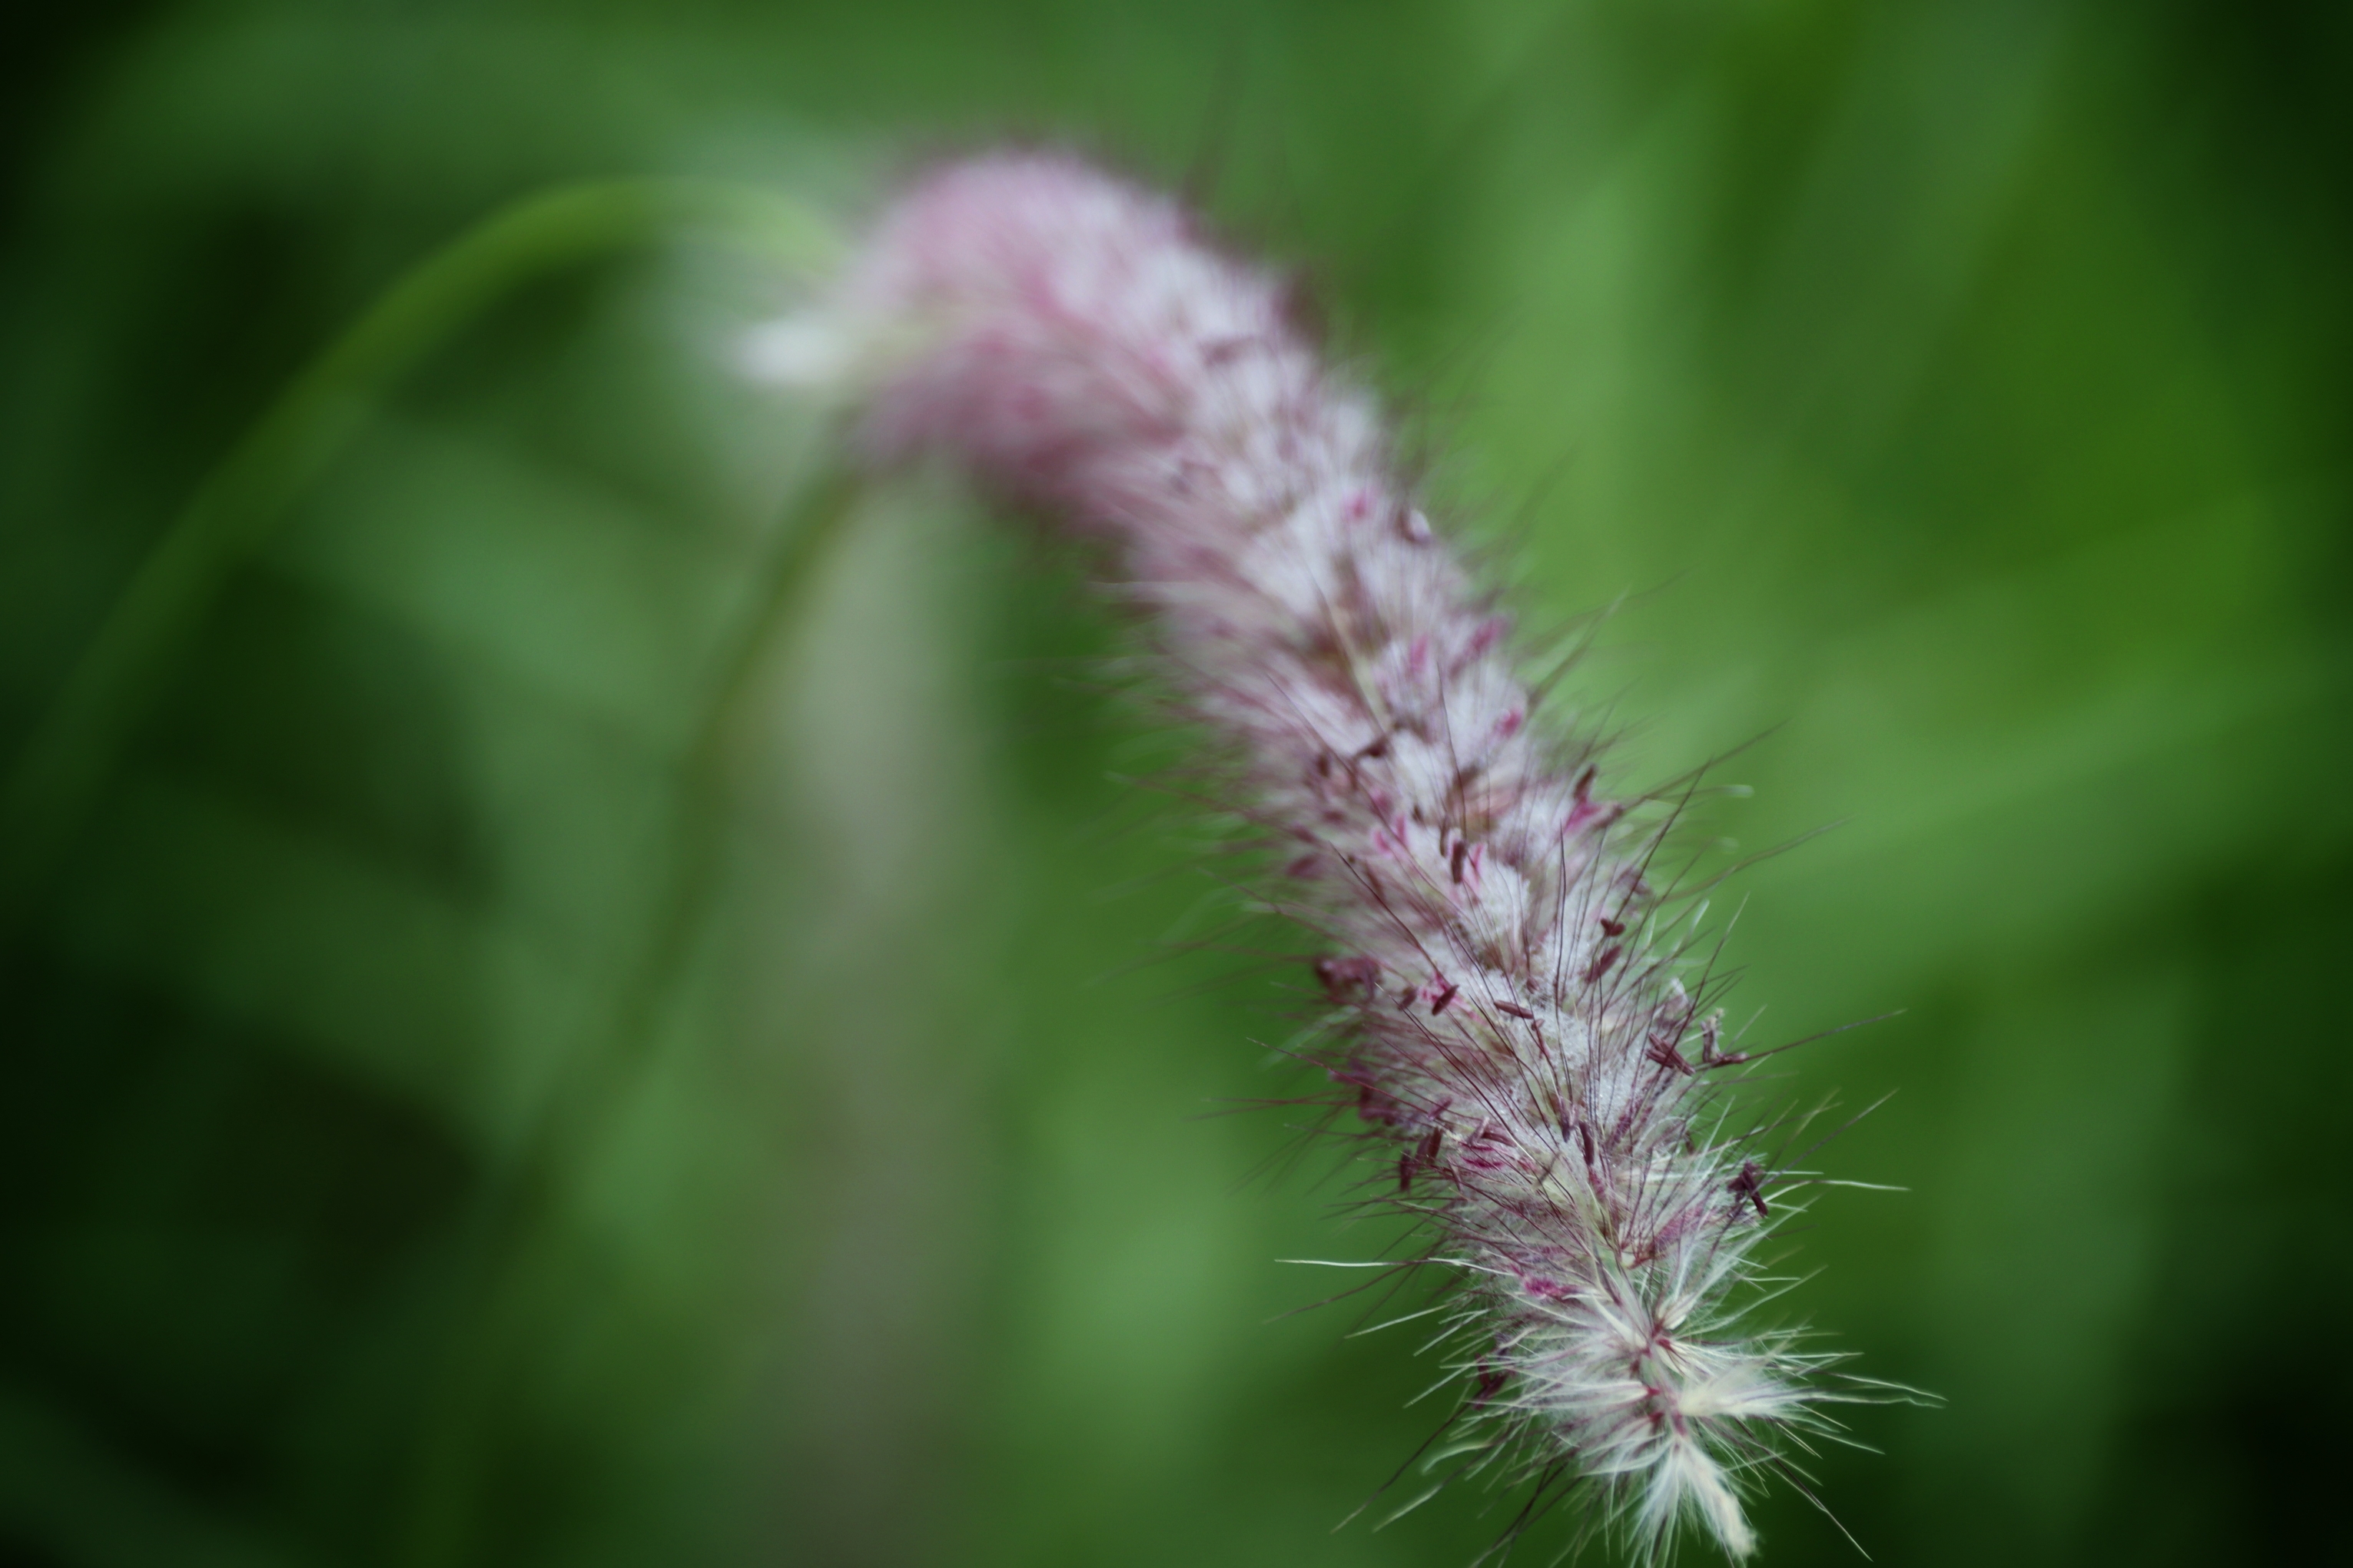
[0,177,836,922]
[395,465,861,1568]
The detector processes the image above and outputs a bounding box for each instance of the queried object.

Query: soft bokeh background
[5,2,2348,1565]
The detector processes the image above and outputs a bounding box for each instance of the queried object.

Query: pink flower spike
[785,151,1870,1561]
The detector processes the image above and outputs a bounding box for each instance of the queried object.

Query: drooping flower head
[761,151,1860,1559]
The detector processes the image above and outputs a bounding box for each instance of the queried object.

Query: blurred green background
[5,2,2348,1565]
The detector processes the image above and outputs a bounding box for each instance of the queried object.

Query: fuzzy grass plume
[756,151,1866,1559]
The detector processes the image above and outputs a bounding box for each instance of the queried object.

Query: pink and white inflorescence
[765,152,1848,1559]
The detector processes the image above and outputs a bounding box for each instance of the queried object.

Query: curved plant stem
[396,465,862,1568]
[0,177,836,922]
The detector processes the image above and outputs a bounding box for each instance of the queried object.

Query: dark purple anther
[1313,954,1382,1001]
[1727,1160,1770,1218]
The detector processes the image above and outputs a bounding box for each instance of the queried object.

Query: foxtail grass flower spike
[760,151,1855,1560]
